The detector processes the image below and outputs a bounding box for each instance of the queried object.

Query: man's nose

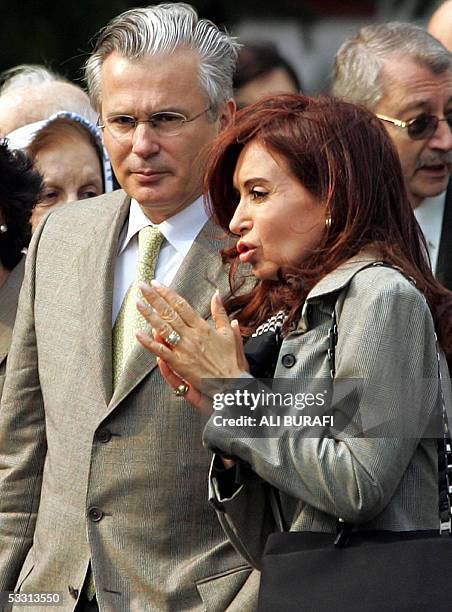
[429,117,452,152]
[131,123,160,157]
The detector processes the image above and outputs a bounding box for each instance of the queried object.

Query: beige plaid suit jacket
[0,257,25,399]
[0,191,257,611]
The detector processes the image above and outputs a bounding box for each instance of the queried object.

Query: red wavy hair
[204,94,452,362]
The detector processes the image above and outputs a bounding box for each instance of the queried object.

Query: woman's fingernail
[137,299,151,312]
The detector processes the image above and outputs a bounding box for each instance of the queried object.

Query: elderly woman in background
[0,140,42,395]
[7,111,113,231]
[136,94,452,576]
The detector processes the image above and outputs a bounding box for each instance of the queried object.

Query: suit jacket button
[68,586,79,599]
[96,428,112,443]
[88,507,104,522]
[281,353,296,368]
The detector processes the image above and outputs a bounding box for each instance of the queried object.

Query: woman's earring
[0,224,7,234]
[325,215,332,229]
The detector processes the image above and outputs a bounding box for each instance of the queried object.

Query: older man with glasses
[333,22,452,290]
[0,4,260,611]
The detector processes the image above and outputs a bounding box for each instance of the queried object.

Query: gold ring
[174,383,189,397]
[166,330,181,347]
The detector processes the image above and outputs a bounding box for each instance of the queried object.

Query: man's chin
[411,176,450,203]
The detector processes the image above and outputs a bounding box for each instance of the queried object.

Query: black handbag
[257,266,452,612]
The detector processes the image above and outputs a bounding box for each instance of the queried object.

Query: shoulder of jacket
[47,190,128,225]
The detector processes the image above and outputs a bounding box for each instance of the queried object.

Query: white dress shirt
[414,191,446,274]
[112,196,208,324]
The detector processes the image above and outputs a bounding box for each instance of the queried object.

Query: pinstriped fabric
[206,259,452,565]
[0,257,25,397]
[112,226,164,389]
[0,191,256,609]
[84,227,164,600]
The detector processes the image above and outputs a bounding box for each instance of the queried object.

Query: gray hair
[332,22,452,110]
[0,64,67,94]
[0,64,97,128]
[85,3,239,119]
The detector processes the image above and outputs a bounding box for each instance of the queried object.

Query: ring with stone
[166,329,181,347]
[174,383,189,397]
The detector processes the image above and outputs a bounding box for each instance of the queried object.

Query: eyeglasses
[376,112,452,140]
[97,107,211,139]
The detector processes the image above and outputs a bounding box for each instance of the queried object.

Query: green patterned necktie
[84,226,164,602]
[112,225,164,388]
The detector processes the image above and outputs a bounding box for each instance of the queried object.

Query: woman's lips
[237,241,258,263]
[239,248,257,263]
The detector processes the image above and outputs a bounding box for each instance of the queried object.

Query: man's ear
[218,98,236,131]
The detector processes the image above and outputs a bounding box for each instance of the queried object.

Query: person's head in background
[233,41,302,109]
[0,140,42,286]
[428,1,452,51]
[0,64,97,135]
[332,22,452,209]
[7,112,110,232]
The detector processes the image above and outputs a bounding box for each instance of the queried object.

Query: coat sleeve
[204,271,443,562]
[0,218,49,590]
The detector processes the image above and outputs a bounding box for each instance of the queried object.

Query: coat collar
[76,190,130,407]
[437,182,452,290]
[305,251,380,302]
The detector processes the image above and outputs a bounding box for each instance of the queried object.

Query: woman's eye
[40,190,59,203]
[80,190,99,200]
[250,189,268,201]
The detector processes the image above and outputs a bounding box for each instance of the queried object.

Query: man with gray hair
[0,4,258,611]
[0,64,97,134]
[333,22,452,289]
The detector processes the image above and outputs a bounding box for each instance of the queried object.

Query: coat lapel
[77,191,131,406]
[107,218,231,414]
[436,183,452,291]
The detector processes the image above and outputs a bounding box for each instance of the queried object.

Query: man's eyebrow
[397,100,431,115]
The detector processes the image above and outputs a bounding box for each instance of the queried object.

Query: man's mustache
[416,151,452,169]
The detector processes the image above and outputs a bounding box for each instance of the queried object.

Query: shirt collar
[413,191,446,252]
[118,195,208,256]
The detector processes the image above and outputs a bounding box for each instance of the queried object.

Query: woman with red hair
[137,94,452,572]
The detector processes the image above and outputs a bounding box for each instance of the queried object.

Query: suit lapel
[436,183,452,291]
[77,192,131,406]
[107,218,230,415]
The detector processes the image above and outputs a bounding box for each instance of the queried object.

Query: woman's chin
[252,263,279,281]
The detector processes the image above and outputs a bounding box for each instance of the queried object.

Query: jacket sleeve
[0,219,49,590]
[204,272,442,547]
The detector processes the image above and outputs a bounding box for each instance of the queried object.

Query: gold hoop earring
[325,215,332,229]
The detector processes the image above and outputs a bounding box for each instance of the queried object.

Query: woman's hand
[155,354,214,415]
[136,280,248,396]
